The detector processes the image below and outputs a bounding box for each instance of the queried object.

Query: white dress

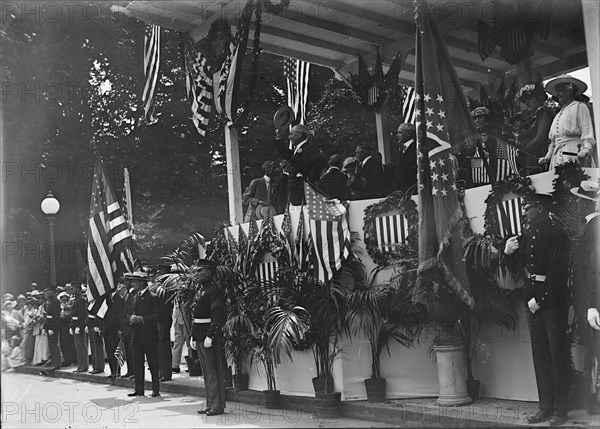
[32,306,49,365]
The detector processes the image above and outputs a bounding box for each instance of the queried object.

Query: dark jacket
[191,281,226,341]
[573,214,600,316]
[242,177,279,220]
[43,298,61,332]
[391,139,417,194]
[131,288,159,344]
[317,167,350,201]
[102,292,124,332]
[69,295,88,331]
[511,217,569,310]
[355,155,385,199]
[120,288,136,337]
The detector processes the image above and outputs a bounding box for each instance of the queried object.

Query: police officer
[42,286,62,371]
[191,259,226,416]
[504,193,570,426]
[69,283,89,373]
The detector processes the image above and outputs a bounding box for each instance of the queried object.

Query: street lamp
[41,191,60,286]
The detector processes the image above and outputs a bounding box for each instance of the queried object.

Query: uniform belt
[72,316,78,320]
[46,315,53,319]
[88,315,96,319]
[193,318,211,324]
[530,274,547,282]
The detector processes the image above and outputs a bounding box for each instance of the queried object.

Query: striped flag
[280,207,294,265]
[87,160,138,317]
[142,24,161,124]
[283,57,311,125]
[182,34,213,137]
[214,1,255,126]
[256,257,278,284]
[497,197,523,238]
[295,206,308,270]
[496,141,518,181]
[401,85,417,125]
[114,338,126,367]
[237,225,249,275]
[304,182,351,283]
[375,214,409,251]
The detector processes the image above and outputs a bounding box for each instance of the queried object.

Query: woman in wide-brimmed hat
[516,82,554,171]
[540,74,596,169]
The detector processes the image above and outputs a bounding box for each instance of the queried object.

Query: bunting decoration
[87,160,139,317]
[304,182,351,283]
[401,85,417,125]
[283,57,311,125]
[414,0,475,309]
[182,34,213,137]
[236,224,249,275]
[351,49,403,112]
[142,24,161,124]
[214,0,255,126]
[280,206,294,266]
[295,206,308,270]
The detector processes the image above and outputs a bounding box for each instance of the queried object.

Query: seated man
[242,160,279,222]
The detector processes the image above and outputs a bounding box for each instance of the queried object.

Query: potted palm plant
[343,259,426,402]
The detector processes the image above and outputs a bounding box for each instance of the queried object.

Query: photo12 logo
[1,401,139,424]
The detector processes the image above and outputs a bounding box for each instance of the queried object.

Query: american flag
[114,338,126,368]
[375,214,409,251]
[214,1,254,126]
[182,34,213,137]
[283,57,311,126]
[87,160,138,317]
[256,257,278,284]
[367,49,385,109]
[142,24,161,124]
[295,206,308,270]
[236,225,249,275]
[470,139,518,184]
[304,182,351,283]
[497,197,523,238]
[401,85,417,125]
[414,0,475,309]
[280,207,294,266]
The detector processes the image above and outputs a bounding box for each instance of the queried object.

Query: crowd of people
[241,74,596,221]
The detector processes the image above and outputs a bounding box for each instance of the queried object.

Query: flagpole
[124,168,134,234]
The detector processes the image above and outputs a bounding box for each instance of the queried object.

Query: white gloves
[48,330,54,336]
[578,149,590,162]
[204,337,213,348]
[84,326,89,334]
[190,340,197,350]
[93,327,100,333]
[75,327,81,335]
[528,298,540,314]
[538,156,550,165]
[504,236,519,255]
[69,328,74,336]
[588,308,600,330]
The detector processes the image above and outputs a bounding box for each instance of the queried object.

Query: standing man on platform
[127,271,161,398]
[191,259,226,416]
[42,286,62,371]
[69,283,88,373]
[102,285,124,381]
[504,193,570,426]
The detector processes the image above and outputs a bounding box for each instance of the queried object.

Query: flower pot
[433,344,472,406]
[312,375,334,394]
[364,378,386,403]
[314,391,341,419]
[261,390,281,409]
[185,355,202,377]
[466,379,481,401]
[232,373,249,392]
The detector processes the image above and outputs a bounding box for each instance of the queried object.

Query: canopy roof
[112,0,588,93]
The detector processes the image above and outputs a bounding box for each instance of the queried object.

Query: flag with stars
[304,182,351,283]
[280,206,294,266]
[87,160,139,316]
[414,0,476,309]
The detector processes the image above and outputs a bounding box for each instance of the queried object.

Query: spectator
[171,292,191,375]
[354,142,385,199]
[69,283,89,374]
[541,74,596,169]
[31,294,48,366]
[22,298,37,365]
[4,336,24,371]
[317,154,350,200]
[120,278,136,378]
[274,124,326,205]
[156,282,174,382]
[242,160,279,222]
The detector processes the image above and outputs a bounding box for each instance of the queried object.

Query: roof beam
[259,42,346,70]
[113,5,194,32]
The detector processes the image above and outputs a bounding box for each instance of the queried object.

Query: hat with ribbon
[124,271,149,280]
[570,180,600,201]
[57,292,69,300]
[273,106,295,130]
[471,106,491,118]
[545,74,588,97]
[517,82,548,102]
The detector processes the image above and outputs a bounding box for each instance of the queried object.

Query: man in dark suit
[504,193,570,426]
[155,282,174,382]
[317,154,350,200]
[42,286,62,371]
[69,283,88,373]
[102,285,124,381]
[390,123,417,194]
[274,124,326,205]
[119,278,135,378]
[127,271,161,397]
[191,259,226,416]
[354,142,385,200]
[242,160,279,222]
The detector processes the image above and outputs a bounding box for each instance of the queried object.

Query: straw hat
[570,180,599,201]
[544,74,587,97]
[273,106,295,130]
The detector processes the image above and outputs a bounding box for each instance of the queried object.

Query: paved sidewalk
[13,362,600,428]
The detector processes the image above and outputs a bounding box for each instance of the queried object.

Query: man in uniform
[119,277,135,378]
[69,283,88,373]
[504,193,570,426]
[191,259,226,416]
[86,310,105,374]
[127,271,161,397]
[42,286,62,371]
[102,284,124,381]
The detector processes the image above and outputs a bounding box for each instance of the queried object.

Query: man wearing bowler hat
[504,193,570,426]
[126,271,161,397]
[571,180,600,413]
[191,259,226,416]
[42,286,62,371]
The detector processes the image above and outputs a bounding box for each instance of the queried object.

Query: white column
[582,0,600,161]
[375,103,391,164]
[224,124,243,225]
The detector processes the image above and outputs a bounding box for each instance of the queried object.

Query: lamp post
[41,191,60,286]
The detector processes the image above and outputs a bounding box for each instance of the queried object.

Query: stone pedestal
[434,345,472,406]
